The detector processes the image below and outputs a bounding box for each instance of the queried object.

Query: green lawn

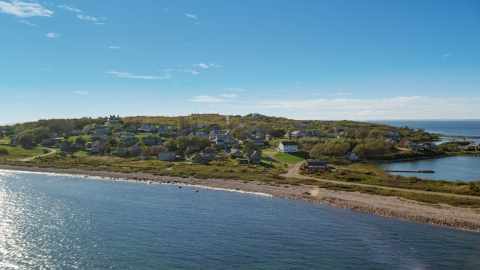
[274,151,310,164]
[262,148,277,153]
[0,145,44,160]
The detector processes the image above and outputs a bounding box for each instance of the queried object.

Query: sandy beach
[1,164,479,232]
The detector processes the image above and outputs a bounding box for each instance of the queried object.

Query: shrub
[0,148,9,155]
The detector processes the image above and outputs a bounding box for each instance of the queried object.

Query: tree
[175,136,188,151]
[141,147,152,159]
[0,148,9,155]
[104,143,112,154]
[164,139,177,151]
[231,127,249,140]
[107,137,118,146]
[355,129,370,139]
[242,142,261,154]
[152,146,167,156]
[368,130,385,139]
[310,144,325,159]
[267,128,286,138]
[17,132,34,146]
[117,142,126,148]
[75,136,87,145]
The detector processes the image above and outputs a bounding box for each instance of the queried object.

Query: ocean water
[377,156,480,182]
[1,170,480,269]
[369,120,480,136]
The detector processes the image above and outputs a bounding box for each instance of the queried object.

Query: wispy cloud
[328,92,351,96]
[442,53,452,59]
[45,32,60,38]
[209,63,222,68]
[108,46,121,49]
[42,68,51,71]
[106,70,167,80]
[192,63,209,69]
[74,91,88,95]
[158,69,174,72]
[189,95,224,102]
[224,88,246,92]
[58,5,81,13]
[221,94,238,99]
[178,69,200,75]
[224,96,480,120]
[0,0,53,17]
[77,14,97,21]
[186,13,197,19]
[18,18,34,25]
[308,92,324,96]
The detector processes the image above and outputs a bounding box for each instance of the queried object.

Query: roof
[307,159,327,166]
[280,141,297,146]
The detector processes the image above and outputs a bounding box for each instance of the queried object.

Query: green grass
[262,148,277,153]
[303,163,480,197]
[0,145,44,160]
[274,151,310,164]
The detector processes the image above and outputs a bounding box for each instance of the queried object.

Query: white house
[277,141,298,153]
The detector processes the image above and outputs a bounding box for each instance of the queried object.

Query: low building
[130,145,143,156]
[113,148,128,157]
[142,137,162,146]
[200,149,216,161]
[277,141,298,153]
[345,152,359,161]
[246,150,261,164]
[158,151,176,161]
[306,159,328,172]
[191,152,206,164]
[126,125,137,133]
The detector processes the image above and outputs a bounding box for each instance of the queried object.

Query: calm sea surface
[377,156,480,182]
[1,170,480,269]
[369,120,480,136]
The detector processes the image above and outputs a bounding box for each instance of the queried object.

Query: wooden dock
[384,170,435,173]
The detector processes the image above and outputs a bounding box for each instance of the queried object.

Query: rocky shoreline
[1,164,479,232]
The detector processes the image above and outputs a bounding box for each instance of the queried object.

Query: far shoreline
[1,164,479,232]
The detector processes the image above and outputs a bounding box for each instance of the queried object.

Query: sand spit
[1,164,479,232]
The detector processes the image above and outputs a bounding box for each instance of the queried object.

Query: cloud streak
[189,95,224,102]
[74,91,88,95]
[108,46,121,49]
[0,0,53,17]
[178,69,200,75]
[221,94,238,99]
[219,96,480,120]
[18,18,34,25]
[45,32,60,38]
[192,63,209,69]
[78,14,97,21]
[58,5,81,13]
[186,13,197,19]
[106,70,167,80]
[442,53,452,59]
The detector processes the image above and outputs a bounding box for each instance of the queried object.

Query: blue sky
[1,0,479,124]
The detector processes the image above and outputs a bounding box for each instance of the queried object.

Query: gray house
[158,151,176,161]
[200,149,216,161]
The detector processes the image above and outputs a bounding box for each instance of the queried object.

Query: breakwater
[385,169,435,173]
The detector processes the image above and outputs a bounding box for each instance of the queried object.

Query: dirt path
[21,147,56,161]
[282,160,480,200]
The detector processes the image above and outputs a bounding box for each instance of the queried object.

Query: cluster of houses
[33,115,478,164]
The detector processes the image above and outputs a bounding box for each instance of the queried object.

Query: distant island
[1,114,479,231]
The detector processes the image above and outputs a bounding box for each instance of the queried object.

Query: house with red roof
[276,141,298,153]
